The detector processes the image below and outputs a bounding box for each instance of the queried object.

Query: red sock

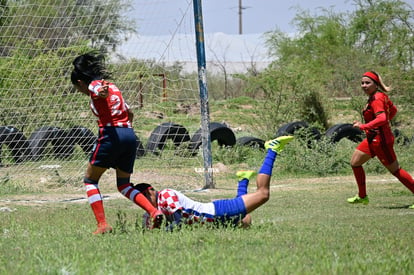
[117,183,159,217]
[393,168,414,193]
[352,166,367,198]
[85,183,106,224]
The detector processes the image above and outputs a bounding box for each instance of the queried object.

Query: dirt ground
[0,172,400,209]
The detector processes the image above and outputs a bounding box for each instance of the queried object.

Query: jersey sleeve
[360,93,391,130]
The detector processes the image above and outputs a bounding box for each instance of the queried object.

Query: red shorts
[356,136,396,165]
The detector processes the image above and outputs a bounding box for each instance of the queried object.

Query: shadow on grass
[380,205,412,209]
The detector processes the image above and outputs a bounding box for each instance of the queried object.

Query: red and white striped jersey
[88,80,132,128]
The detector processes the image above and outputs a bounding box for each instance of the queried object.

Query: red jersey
[360,91,397,142]
[88,80,132,128]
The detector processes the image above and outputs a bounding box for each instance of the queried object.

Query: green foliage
[273,137,351,177]
[0,44,92,129]
[212,144,264,166]
[0,0,135,53]
[239,0,414,135]
[350,0,414,69]
[0,172,22,194]
[238,63,330,136]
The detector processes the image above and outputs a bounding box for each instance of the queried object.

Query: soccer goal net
[0,0,216,190]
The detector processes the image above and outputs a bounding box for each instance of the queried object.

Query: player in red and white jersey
[71,51,163,234]
[348,71,414,208]
[135,136,294,230]
[87,79,131,128]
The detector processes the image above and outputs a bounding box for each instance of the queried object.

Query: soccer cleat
[149,210,164,229]
[236,170,257,181]
[93,222,113,235]
[408,204,414,209]
[347,195,369,205]
[264,136,294,154]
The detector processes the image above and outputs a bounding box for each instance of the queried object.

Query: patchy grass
[1,173,413,274]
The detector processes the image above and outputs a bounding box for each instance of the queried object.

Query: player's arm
[358,112,387,130]
[165,209,183,231]
[357,96,388,130]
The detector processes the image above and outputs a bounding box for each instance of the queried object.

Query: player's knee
[257,189,270,204]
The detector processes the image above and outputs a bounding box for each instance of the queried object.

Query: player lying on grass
[133,136,294,230]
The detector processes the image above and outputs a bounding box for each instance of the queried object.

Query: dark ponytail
[71,51,111,85]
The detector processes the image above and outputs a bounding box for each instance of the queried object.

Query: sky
[127,0,358,35]
[119,0,409,71]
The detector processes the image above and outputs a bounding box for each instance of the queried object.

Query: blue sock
[236,179,249,197]
[258,149,277,176]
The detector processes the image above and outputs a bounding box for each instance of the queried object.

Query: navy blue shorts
[90,127,137,173]
[213,197,247,225]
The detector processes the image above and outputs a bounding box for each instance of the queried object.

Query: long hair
[71,51,111,85]
[368,71,391,92]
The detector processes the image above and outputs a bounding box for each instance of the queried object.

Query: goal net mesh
[0,0,209,189]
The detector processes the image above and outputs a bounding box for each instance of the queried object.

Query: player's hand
[353,121,362,128]
[98,79,109,98]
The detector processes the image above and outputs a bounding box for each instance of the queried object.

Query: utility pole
[238,0,250,35]
[238,0,242,34]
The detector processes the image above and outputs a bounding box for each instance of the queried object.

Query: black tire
[276,121,321,141]
[188,122,236,155]
[236,136,265,149]
[51,129,76,159]
[27,126,61,161]
[393,128,411,146]
[0,126,30,163]
[325,123,364,143]
[67,126,96,154]
[146,122,191,155]
[136,135,146,158]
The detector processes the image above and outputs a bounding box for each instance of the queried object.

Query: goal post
[193,0,214,189]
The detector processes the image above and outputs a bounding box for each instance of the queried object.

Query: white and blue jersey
[143,188,247,229]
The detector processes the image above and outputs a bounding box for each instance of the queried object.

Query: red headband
[363,71,379,84]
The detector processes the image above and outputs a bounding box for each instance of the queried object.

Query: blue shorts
[90,127,137,173]
[213,197,247,226]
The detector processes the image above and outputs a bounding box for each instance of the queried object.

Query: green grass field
[1,98,414,274]
[1,171,413,274]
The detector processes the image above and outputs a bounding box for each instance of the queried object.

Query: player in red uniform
[348,71,414,208]
[134,136,294,230]
[70,51,163,234]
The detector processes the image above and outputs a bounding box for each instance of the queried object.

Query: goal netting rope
[0,0,209,190]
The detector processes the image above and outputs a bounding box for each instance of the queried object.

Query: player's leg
[348,140,372,204]
[116,169,163,228]
[373,140,414,207]
[115,127,164,228]
[379,147,414,196]
[242,136,294,213]
[235,171,256,227]
[235,170,256,197]
[84,164,112,234]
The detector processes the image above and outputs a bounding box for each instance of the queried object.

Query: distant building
[115,32,272,73]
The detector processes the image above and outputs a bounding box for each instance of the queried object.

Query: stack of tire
[0,126,96,166]
[0,121,411,165]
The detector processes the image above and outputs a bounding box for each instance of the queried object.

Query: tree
[349,0,414,70]
[0,0,135,56]
[241,0,414,132]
